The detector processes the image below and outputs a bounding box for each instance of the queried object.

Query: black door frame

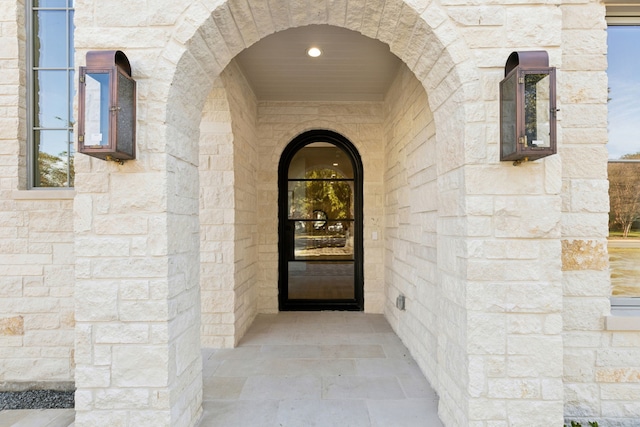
[278,130,364,311]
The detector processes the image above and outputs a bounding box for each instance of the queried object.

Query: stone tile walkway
[198,312,443,427]
[0,408,74,427]
[0,312,443,427]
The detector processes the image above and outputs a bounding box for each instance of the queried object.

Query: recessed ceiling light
[333,162,339,166]
[307,47,322,58]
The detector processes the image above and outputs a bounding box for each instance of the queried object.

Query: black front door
[278,130,363,311]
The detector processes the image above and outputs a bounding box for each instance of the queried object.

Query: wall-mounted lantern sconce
[500,51,557,165]
[78,50,136,164]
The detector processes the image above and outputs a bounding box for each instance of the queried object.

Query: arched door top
[279,130,363,174]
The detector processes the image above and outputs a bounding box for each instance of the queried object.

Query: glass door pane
[288,261,354,299]
[286,142,355,301]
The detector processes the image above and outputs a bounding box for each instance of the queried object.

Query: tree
[621,152,640,160]
[609,160,640,237]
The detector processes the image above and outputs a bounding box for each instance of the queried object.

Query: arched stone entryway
[163,0,482,423]
[74,1,488,426]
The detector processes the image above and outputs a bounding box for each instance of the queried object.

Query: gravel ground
[0,390,74,410]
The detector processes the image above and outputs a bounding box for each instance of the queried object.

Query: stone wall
[199,59,259,348]
[199,75,236,348]
[225,61,260,344]
[0,0,632,426]
[381,2,568,425]
[382,64,439,390]
[255,100,387,313]
[72,0,205,423]
[0,193,75,389]
[560,2,640,426]
[0,0,75,389]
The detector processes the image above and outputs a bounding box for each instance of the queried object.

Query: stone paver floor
[0,408,74,427]
[0,312,443,427]
[198,312,443,427]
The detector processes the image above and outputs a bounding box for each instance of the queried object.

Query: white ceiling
[235,25,402,102]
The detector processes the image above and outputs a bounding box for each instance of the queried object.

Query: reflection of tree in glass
[609,155,640,238]
[37,150,74,187]
[291,168,352,222]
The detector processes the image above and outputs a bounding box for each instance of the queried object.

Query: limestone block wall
[199,76,236,348]
[199,59,259,348]
[0,0,75,389]
[0,193,75,388]
[0,0,630,426]
[391,2,566,425]
[382,64,439,390]
[71,0,204,424]
[559,2,640,425]
[458,3,578,426]
[224,61,259,344]
[255,101,387,314]
[72,150,197,427]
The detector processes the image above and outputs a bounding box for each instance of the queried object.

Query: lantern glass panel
[116,71,135,157]
[83,72,110,147]
[524,73,551,148]
[500,72,517,158]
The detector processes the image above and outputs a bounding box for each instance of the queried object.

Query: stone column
[73,149,202,426]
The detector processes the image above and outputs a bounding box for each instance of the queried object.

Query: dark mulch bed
[0,390,74,410]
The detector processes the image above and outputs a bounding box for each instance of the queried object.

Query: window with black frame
[27,0,75,188]
[607,11,640,309]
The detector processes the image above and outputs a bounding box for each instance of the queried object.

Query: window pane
[607,25,640,299]
[68,11,74,67]
[68,71,75,128]
[29,1,74,188]
[33,10,67,68]
[609,244,640,297]
[34,0,68,7]
[34,130,72,187]
[68,131,75,187]
[34,70,68,128]
[608,26,640,160]
[608,162,640,297]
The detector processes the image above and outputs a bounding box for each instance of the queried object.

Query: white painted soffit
[235,25,402,102]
